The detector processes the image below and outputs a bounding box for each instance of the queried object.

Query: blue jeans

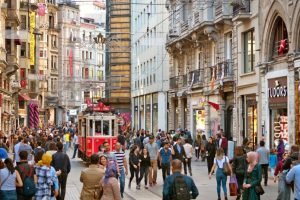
[64,142,69,153]
[72,144,78,158]
[216,168,227,198]
[0,190,17,200]
[119,168,125,196]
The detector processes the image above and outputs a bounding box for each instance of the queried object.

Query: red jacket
[221,137,228,149]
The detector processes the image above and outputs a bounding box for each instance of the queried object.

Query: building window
[82,51,84,60]
[90,52,92,59]
[20,15,27,30]
[21,42,26,57]
[153,73,156,83]
[272,17,288,57]
[243,29,255,73]
[82,30,85,41]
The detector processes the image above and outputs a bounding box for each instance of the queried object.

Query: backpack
[172,175,191,200]
[19,165,37,197]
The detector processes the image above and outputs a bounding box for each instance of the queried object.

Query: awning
[19,94,31,101]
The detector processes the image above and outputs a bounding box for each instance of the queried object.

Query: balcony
[0,48,7,70]
[189,69,204,88]
[232,0,251,22]
[5,54,19,77]
[210,60,234,84]
[48,24,60,33]
[214,0,233,24]
[169,76,179,90]
[20,0,38,11]
[47,0,58,10]
[7,8,21,26]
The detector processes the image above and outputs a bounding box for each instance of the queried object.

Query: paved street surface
[65,149,284,200]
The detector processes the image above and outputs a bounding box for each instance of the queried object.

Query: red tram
[77,101,119,161]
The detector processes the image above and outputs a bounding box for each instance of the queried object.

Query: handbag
[229,175,238,196]
[255,184,265,195]
[223,157,231,176]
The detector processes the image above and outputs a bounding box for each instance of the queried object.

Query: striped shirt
[114,151,125,170]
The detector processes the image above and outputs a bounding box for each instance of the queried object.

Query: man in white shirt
[14,136,23,165]
[72,133,79,159]
[183,138,193,176]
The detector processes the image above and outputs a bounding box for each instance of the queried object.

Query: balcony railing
[210,60,233,81]
[170,76,179,89]
[232,0,250,17]
[189,69,203,86]
[182,74,188,87]
[215,0,233,21]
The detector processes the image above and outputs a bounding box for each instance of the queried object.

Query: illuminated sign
[273,115,288,142]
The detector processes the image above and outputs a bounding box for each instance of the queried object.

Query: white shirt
[73,135,79,145]
[214,156,229,169]
[183,143,193,158]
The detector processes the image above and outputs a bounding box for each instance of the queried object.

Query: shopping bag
[231,175,238,188]
[229,176,238,196]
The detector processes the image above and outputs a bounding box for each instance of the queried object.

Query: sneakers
[136,185,141,190]
[145,185,148,189]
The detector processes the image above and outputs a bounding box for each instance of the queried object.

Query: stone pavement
[65,149,288,200]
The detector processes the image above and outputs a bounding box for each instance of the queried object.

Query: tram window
[89,120,93,136]
[95,120,102,135]
[112,120,115,136]
[103,120,109,135]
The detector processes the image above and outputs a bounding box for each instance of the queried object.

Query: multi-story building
[166,0,236,139]
[105,0,131,113]
[259,0,300,148]
[2,0,21,132]
[131,0,169,132]
[79,17,105,106]
[57,2,81,123]
[37,0,60,125]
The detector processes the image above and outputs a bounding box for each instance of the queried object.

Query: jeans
[129,166,139,184]
[183,158,192,175]
[195,147,200,159]
[216,168,227,198]
[72,144,78,158]
[161,163,170,182]
[0,190,17,200]
[149,160,157,184]
[64,142,69,153]
[260,164,269,185]
[119,168,125,196]
[58,173,68,200]
[138,166,149,185]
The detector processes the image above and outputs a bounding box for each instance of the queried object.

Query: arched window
[272,17,288,57]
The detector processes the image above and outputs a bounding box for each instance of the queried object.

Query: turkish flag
[208,101,220,111]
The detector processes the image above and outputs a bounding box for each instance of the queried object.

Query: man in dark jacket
[51,142,71,200]
[172,137,187,164]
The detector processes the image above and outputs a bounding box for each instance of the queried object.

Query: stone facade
[165,0,300,149]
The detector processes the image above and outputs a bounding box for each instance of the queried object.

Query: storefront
[244,95,258,150]
[145,95,151,131]
[152,93,158,133]
[268,76,288,149]
[191,96,205,138]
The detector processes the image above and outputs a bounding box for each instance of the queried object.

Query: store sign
[69,109,77,116]
[268,77,287,104]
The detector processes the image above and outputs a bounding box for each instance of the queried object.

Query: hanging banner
[30,12,36,66]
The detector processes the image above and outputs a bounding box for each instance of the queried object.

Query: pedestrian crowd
[2,124,300,200]
[0,124,74,200]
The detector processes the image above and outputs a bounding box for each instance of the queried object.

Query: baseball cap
[0,148,8,160]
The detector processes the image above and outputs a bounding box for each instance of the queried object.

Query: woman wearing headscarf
[277,139,285,162]
[100,162,121,200]
[35,153,56,200]
[242,152,262,200]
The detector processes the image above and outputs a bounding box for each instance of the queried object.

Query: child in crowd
[269,148,278,180]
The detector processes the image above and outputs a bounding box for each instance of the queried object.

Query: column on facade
[168,95,175,130]
[186,96,191,131]
[177,97,184,129]
[204,96,210,137]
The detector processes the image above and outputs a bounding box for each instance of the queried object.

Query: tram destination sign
[268,77,287,104]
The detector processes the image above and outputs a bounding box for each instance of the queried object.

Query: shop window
[19,101,25,109]
[272,17,288,57]
[243,29,255,73]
